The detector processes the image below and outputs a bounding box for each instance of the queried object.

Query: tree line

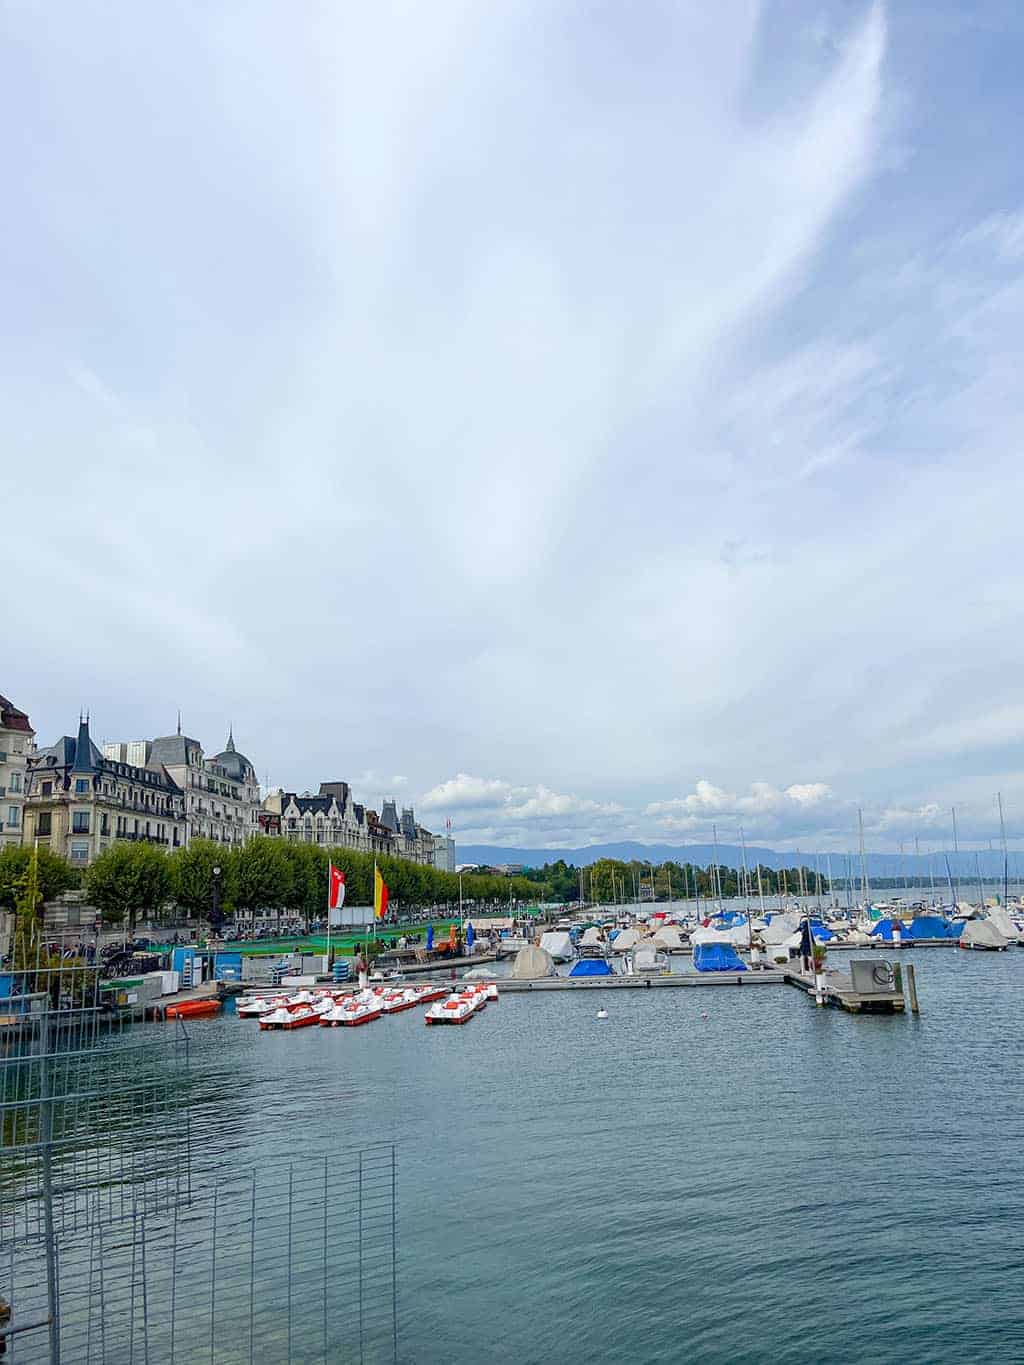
[1,840,546,934]
[522,857,829,904]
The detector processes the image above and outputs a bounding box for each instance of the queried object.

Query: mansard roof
[0,694,33,733]
[31,720,182,796]
[150,735,202,767]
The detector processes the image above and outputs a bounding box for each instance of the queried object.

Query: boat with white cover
[539,931,575,963]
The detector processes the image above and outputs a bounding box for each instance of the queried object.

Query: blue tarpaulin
[693,942,747,972]
[904,916,958,940]
[568,958,615,977]
[810,924,836,941]
[868,918,904,941]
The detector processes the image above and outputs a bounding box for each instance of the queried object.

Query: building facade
[263,783,438,864]
[0,694,34,849]
[432,834,456,873]
[25,715,186,867]
[103,728,260,848]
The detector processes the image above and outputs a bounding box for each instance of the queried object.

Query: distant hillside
[457,841,1018,879]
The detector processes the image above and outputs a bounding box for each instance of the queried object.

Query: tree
[11,847,44,968]
[169,840,232,921]
[84,843,172,934]
[0,845,79,916]
[230,839,291,922]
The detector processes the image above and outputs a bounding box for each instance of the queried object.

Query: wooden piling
[905,962,920,1014]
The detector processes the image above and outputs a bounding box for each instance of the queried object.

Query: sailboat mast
[858,809,870,912]
[951,807,960,911]
[998,791,1009,907]
[975,852,986,911]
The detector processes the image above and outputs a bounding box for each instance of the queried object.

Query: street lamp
[211,864,223,937]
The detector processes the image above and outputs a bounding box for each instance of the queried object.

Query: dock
[222,958,912,1016]
[784,966,908,1013]
[492,970,785,992]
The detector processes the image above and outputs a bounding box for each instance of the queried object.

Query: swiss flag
[328,863,346,910]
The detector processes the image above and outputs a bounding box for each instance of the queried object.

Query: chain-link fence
[1,964,398,1364]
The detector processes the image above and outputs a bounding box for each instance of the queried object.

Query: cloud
[6,3,1024,853]
[420,773,621,830]
[419,775,514,812]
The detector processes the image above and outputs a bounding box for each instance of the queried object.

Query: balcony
[114,831,170,845]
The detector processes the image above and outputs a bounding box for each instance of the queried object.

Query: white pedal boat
[321,994,382,1027]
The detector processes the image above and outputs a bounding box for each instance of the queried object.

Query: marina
[162,945,1024,1363]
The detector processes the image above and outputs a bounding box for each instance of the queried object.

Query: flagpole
[326,859,332,973]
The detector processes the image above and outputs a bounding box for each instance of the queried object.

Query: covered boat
[630,942,669,974]
[567,958,615,977]
[578,926,608,956]
[609,928,640,955]
[959,920,1010,951]
[510,946,556,979]
[539,931,575,963]
[868,918,907,942]
[652,926,686,954]
[904,915,960,941]
[692,942,747,973]
[762,915,799,945]
[985,907,1023,944]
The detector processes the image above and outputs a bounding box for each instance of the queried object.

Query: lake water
[161,946,1024,1363]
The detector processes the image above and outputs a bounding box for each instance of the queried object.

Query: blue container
[214,951,243,982]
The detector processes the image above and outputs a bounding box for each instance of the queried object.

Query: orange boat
[165,998,222,1020]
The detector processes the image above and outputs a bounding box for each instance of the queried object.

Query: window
[72,812,90,834]
[7,806,19,828]
[70,841,89,863]
[75,779,90,794]
[100,814,110,836]
[41,781,53,797]
[37,813,52,836]
[9,772,21,793]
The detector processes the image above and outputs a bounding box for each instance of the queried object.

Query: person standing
[356,950,368,991]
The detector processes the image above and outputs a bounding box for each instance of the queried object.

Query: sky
[5,1,1024,854]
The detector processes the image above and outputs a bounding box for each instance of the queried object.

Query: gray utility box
[850,959,896,994]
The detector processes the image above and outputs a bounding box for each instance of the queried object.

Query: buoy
[596,1009,608,1020]
[700,1011,709,1020]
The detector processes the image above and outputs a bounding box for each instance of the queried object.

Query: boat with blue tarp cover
[693,942,748,972]
[567,958,616,977]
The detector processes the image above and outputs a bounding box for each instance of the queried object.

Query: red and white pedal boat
[259,1002,321,1030]
[321,991,382,1027]
[424,986,487,1025]
[237,994,288,1018]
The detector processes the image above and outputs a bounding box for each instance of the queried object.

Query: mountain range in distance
[457,841,1019,878]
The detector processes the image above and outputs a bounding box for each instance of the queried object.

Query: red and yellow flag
[374,866,389,920]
